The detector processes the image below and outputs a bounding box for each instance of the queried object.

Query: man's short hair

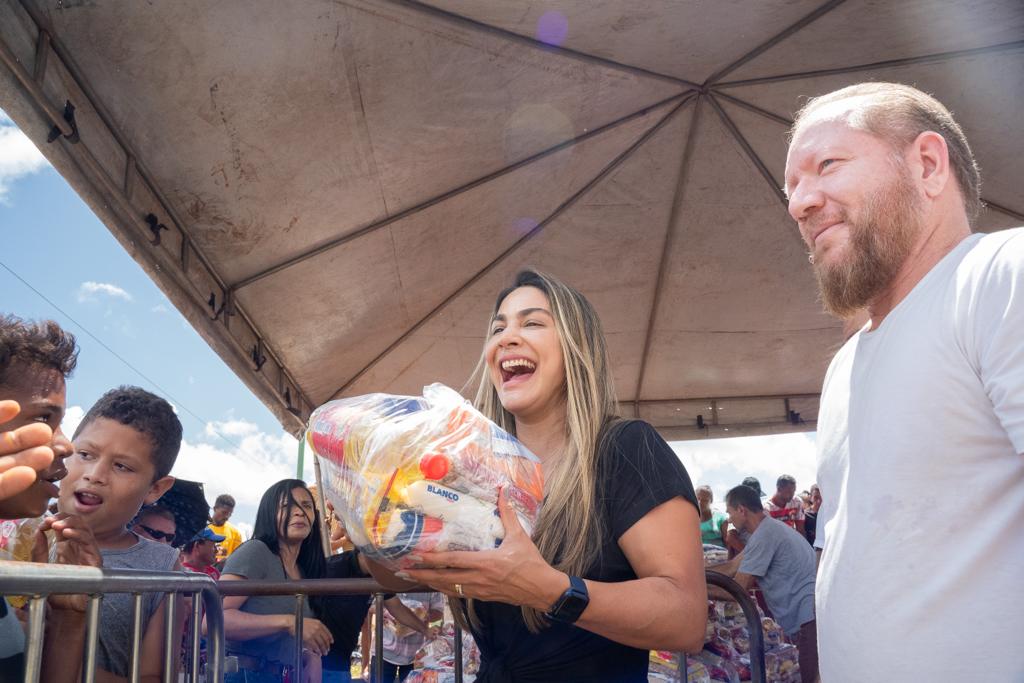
[726,485,764,513]
[791,82,982,222]
[74,386,182,480]
[777,474,797,488]
[0,314,78,388]
[741,476,763,497]
[214,494,235,509]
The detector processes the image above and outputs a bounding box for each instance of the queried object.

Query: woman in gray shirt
[221,479,333,683]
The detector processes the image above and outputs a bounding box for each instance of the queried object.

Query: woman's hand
[287,617,334,657]
[399,488,568,612]
[302,648,323,683]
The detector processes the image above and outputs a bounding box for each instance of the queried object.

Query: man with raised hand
[0,314,101,683]
[785,82,1023,680]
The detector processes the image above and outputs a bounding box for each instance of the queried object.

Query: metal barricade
[216,578,451,683]
[218,575,765,683]
[0,560,224,683]
[706,570,767,683]
[1,563,766,683]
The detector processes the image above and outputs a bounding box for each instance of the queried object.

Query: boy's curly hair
[75,386,182,481]
[0,314,79,388]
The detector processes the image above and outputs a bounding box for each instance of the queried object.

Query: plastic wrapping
[307,384,544,568]
[695,542,803,683]
[410,623,480,681]
[0,517,51,608]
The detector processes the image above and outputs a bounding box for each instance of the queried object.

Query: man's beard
[812,165,923,318]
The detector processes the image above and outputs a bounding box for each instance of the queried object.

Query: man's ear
[145,475,175,505]
[911,130,951,200]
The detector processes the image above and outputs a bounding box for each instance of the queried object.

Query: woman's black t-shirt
[317,550,375,672]
[469,420,699,683]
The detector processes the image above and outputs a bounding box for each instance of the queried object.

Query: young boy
[58,386,184,682]
[1,314,101,683]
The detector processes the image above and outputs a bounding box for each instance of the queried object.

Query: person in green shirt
[696,485,728,547]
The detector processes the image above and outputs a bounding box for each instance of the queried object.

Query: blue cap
[194,527,226,543]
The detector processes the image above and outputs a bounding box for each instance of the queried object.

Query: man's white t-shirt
[815,228,1024,681]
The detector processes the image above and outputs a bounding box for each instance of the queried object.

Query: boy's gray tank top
[97,535,179,677]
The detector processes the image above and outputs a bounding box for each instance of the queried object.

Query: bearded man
[785,82,1023,681]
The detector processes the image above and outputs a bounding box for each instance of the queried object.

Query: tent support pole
[634,96,704,414]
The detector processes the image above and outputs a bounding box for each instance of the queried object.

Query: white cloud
[76,281,133,303]
[204,418,259,439]
[61,405,85,438]
[151,304,169,314]
[671,432,818,507]
[0,115,49,203]
[173,420,312,529]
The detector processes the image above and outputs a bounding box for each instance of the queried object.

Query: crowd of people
[1,80,1021,683]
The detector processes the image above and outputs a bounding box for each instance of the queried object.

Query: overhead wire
[0,258,244,452]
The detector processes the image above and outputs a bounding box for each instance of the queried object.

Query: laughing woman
[393,269,708,682]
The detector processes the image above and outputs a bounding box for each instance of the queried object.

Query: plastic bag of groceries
[307,384,544,568]
[0,517,53,608]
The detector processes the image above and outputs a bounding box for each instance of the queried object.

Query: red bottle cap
[419,454,450,480]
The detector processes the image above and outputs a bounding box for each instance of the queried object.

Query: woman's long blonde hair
[458,269,621,632]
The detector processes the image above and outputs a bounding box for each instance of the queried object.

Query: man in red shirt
[764,474,805,537]
[181,528,225,580]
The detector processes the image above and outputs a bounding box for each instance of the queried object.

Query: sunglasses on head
[137,524,176,543]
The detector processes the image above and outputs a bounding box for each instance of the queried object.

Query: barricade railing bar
[706,570,767,683]
[216,578,443,683]
[0,560,224,683]
[217,572,767,683]
[2,562,765,683]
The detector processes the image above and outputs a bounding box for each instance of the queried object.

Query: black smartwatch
[545,575,589,624]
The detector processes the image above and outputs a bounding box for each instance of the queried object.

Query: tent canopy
[2,0,1021,439]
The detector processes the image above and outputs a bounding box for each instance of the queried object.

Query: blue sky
[1,109,816,533]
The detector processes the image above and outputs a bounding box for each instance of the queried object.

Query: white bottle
[400,480,504,540]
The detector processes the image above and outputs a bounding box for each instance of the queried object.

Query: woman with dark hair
[220,479,333,683]
[379,269,708,682]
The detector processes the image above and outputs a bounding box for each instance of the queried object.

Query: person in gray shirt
[709,484,818,683]
[97,536,179,676]
[221,479,333,683]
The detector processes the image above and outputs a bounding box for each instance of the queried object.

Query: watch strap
[546,575,589,624]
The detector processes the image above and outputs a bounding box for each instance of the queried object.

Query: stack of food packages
[647,545,801,683]
[693,601,800,683]
[405,622,480,683]
[649,649,707,682]
[647,601,799,683]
